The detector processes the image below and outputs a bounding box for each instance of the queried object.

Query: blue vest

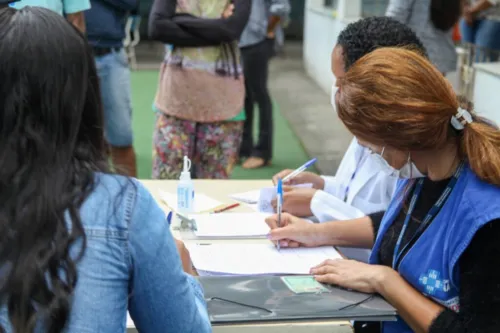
[370,165,500,333]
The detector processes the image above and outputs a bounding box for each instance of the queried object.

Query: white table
[125,180,354,333]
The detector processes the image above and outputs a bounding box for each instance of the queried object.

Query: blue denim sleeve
[127,181,212,333]
[63,0,91,14]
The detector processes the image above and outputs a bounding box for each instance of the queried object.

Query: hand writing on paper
[272,170,325,189]
[265,213,325,248]
[310,259,391,294]
[271,186,316,217]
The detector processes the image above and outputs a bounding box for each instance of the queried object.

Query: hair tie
[451,107,473,130]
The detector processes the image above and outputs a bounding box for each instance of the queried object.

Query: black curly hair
[336,16,428,71]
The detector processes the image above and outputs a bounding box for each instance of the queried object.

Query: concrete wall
[303,0,361,93]
[303,8,343,93]
[473,63,500,126]
[303,0,500,128]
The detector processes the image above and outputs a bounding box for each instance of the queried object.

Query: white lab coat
[310,138,398,262]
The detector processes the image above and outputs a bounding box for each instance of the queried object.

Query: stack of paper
[192,213,271,238]
[186,243,342,276]
[159,190,222,213]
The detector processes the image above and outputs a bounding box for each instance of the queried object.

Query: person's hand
[175,239,197,276]
[272,169,325,189]
[310,259,392,294]
[265,213,326,248]
[464,7,475,25]
[222,3,234,19]
[271,186,317,217]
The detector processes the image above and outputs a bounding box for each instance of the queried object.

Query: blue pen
[282,158,317,183]
[276,178,283,251]
[166,211,173,225]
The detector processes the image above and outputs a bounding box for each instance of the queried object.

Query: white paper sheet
[230,184,314,213]
[258,183,313,213]
[159,190,222,213]
[186,243,342,275]
[192,213,271,238]
[229,189,261,204]
[315,194,365,221]
[127,313,134,328]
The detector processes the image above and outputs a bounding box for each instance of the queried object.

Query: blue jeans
[460,18,500,61]
[95,49,134,147]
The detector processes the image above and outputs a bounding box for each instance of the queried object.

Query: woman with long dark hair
[386,0,462,74]
[0,6,210,332]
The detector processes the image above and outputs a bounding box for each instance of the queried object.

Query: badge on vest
[419,269,460,312]
[419,269,450,294]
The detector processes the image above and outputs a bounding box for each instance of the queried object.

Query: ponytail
[458,101,500,186]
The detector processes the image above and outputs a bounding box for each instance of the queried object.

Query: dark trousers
[239,39,274,160]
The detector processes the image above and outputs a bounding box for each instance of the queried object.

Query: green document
[281,276,330,294]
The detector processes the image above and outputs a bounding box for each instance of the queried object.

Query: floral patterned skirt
[152,112,243,179]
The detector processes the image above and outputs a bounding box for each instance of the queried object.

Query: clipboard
[199,275,397,324]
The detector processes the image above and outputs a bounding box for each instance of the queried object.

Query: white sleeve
[321,175,337,194]
[310,190,365,223]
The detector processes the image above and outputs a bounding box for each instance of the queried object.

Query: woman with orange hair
[265,48,500,332]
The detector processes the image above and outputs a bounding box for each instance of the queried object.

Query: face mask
[399,155,425,179]
[331,85,339,113]
[368,147,398,176]
[368,148,425,179]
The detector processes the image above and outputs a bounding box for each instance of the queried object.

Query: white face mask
[399,156,425,179]
[367,147,398,176]
[331,85,339,113]
[368,147,425,179]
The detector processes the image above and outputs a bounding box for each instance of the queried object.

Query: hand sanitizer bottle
[177,156,194,214]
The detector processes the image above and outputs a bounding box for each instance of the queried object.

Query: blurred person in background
[12,0,89,31]
[239,0,291,169]
[85,0,138,177]
[0,0,18,7]
[461,0,500,61]
[148,0,250,179]
[386,0,462,75]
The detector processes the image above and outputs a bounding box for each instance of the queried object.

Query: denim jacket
[0,174,211,333]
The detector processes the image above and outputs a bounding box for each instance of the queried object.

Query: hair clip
[451,107,473,130]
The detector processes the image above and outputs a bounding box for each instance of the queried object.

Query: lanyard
[343,153,367,202]
[392,162,465,270]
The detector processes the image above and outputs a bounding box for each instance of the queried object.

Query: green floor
[131,70,312,180]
